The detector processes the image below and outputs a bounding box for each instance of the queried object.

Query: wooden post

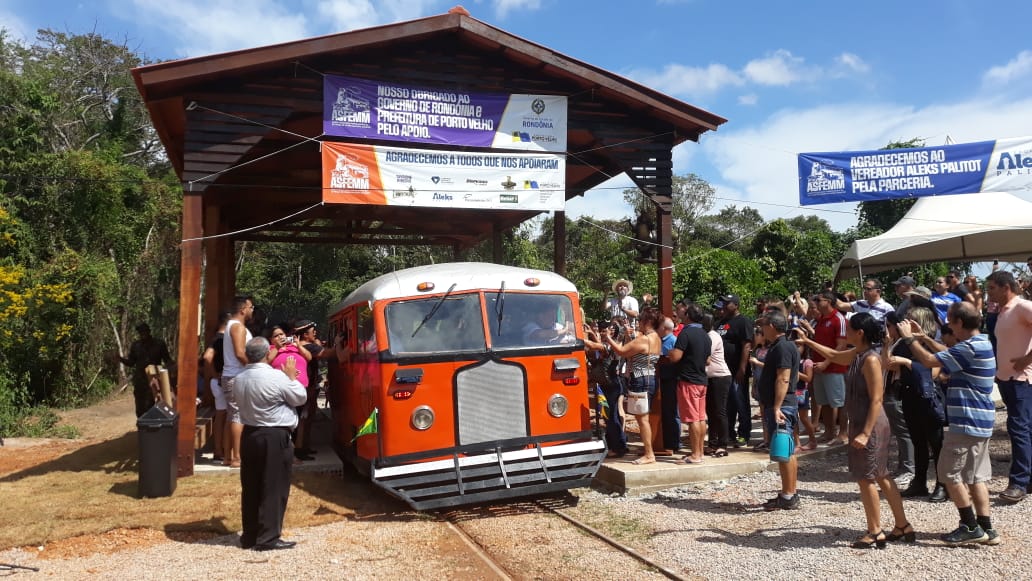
[553,211,566,276]
[175,192,203,477]
[656,203,673,316]
[202,202,222,340]
[492,224,504,265]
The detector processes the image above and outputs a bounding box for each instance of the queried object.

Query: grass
[0,431,405,550]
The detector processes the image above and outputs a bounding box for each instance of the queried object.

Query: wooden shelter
[132,7,725,476]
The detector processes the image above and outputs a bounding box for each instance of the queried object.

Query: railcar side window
[385,294,486,354]
[357,306,377,353]
[487,293,575,349]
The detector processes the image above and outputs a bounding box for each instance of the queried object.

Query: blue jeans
[726,377,752,442]
[659,375,681,451]
[603,376,627,454]
[999,378,1032,488]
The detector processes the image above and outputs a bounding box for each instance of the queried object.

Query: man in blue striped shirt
[898,301,999,546]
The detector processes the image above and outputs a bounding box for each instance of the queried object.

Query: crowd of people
[585,264,1032,548]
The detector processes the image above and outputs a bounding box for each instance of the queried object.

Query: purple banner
[323,75,567,152]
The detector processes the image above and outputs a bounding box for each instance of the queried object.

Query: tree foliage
[1,30,180,432]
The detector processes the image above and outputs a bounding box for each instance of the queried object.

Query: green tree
[0,30,181,427]
[622,173,716,251]
[691,205,764,254]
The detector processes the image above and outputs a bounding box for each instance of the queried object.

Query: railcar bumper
[371,438,607,510]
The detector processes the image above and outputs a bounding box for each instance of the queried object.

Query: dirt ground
[0,389,137,474]
[0,390,406,559]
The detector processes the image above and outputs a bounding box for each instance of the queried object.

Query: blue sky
[5,0,1032,235]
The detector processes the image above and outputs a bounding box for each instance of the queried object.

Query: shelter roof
[132,9,725,248]
[833,191,1032,281]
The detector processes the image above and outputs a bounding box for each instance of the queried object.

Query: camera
[286,336,295,344]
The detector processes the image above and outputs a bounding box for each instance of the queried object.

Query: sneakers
[981,528,1001,546]
[892,471,915,488]
[941,524,988,545]
[763,493,800,511]
[999,485,1027,504]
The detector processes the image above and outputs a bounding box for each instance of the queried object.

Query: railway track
[439,494,687,581]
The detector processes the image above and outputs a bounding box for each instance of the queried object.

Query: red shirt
[813,311,848,373]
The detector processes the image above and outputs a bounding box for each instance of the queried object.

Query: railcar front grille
[455,360,527,445]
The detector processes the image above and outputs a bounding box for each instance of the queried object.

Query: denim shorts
[626,374,657,398]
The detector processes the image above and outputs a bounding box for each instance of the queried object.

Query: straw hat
[612,279,633,294]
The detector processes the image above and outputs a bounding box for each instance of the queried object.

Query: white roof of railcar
[332,262,578,312]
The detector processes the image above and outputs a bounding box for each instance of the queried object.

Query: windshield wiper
[495,281,506,335]
[411,283,457,338]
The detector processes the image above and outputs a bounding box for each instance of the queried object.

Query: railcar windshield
[385,294,486,354]
[487,292,575,349]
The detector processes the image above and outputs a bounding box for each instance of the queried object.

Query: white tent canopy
[833,192,1032,282]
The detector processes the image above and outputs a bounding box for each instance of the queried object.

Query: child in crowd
[795,340,818,450]
[749,328,770,451]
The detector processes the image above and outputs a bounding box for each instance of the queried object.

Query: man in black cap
[714,294,754,447]
[893,275,917,318]
[120,323,174,417]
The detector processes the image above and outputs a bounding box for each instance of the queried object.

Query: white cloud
[630,49,861,100]
[0,9,31,42]
[126,0,311,57]
[626,63,743,98]
[743,49,812,86]
[737,93,758,106]
[835,52,870,74]
[494,0,542,19]
[983,50,1032,85]
[567,174,636,221]
[316,0,438,31]
[699,96,1032,232]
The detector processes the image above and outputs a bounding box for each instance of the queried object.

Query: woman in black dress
[798,313,913,548]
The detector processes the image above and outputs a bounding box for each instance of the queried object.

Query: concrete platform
[593,439,845,495]
[194,404,343,475]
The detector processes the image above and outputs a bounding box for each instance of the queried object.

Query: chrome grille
[456,360,527,445]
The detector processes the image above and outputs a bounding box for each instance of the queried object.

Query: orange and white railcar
[326,262,605,509]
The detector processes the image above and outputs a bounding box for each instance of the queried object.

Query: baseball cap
[719,294,741,306]
[293,320,316,333]
[893,276,916,287]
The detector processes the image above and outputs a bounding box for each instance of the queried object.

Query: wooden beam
[553,211,566,276]
[175,192,203,477]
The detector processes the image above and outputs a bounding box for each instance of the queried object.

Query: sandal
[711,449,728,458]
[628,457,656,465]
[674,456,703,465]
[606,450,628,459]
[886,523,916,543]
[851,531,886,549]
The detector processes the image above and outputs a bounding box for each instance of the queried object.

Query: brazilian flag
[352,408,378,442]
[595,386,609,420]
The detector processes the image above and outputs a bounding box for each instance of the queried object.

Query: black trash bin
[137,404,179,498]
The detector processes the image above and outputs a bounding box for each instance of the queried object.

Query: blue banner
[798,137,1032,205]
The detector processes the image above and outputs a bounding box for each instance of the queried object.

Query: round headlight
[412,406,435,430]
[547,394,568,418]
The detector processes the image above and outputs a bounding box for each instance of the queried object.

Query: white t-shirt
[605,295,639,319]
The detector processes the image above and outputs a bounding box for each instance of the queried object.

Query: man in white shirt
[603,278,639,322]
[233,337,307,552]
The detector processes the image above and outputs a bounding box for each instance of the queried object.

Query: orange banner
[321,142,386,205]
